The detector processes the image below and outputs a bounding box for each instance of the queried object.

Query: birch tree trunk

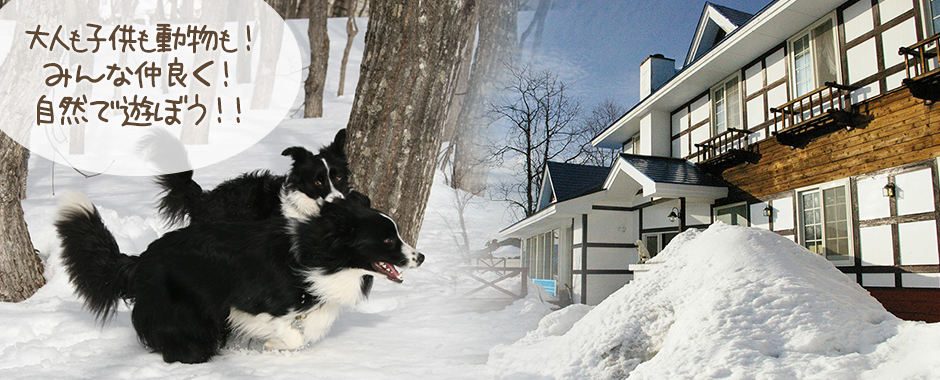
[345,0,476,245]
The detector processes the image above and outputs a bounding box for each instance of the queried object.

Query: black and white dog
[55,192,424,364]
[155,129,363,225]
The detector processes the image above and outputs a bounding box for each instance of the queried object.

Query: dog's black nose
[416,253,425,266]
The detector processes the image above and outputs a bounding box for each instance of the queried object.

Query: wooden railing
[694,127,754,162]
[770,82,856,133]
[900,33,940,80]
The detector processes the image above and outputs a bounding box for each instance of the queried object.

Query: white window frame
[796,179,854,266]
[710,73,742,136]
[714,201,750,227]
[786,13,842,98]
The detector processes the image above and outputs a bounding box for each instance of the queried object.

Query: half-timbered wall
[840,0,924,103]
[571,209,638,305]
[671,93,711,162]
[669,0,926,163]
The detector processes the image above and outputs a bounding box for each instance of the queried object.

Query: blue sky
[530,0,773,111]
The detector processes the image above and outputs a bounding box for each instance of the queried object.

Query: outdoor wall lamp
[883,182,896,198]
[668,207,682,223]
[763,205,773,217]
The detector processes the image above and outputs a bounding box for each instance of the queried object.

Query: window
[798,183,851,262]
[715,203,749,226]
[788,15,839,97]
[931,0,940,35]
[711,74,741,135]
[524,230,558,280]
[643,232,679,258]
[623,133,640,154]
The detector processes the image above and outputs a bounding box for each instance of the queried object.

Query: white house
[501,0,940,322]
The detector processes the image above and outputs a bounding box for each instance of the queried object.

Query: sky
[531,0,773,110]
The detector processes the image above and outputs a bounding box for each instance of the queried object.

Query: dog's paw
[263,328,304,350]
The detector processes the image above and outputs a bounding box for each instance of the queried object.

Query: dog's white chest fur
[228,269,369,350]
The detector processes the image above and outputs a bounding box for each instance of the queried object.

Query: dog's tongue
[372,262,403,283]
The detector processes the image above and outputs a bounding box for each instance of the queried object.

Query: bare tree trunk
[451,0,517,194]
[519,0,549,59]
[304,0,330,117]
[0,0,55,302]
[336,0,358,97]
[439,6,478,173]
[0,134,42,303]
[346,0,477,245]
[251,2,284,110]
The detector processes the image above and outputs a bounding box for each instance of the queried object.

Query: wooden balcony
[770,82,863,149]
[694,128,760,174]
[899,33,940,103]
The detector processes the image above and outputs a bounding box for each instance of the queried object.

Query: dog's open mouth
[371,262,403,283]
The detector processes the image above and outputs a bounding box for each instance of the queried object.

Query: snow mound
[490,223,908,379]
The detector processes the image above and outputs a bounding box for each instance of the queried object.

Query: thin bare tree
[490,63,581,218]
[572,99,626,167]
[336,0,359,97]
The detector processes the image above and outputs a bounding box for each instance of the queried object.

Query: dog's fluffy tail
[154,170,203,226]
[55,192,138,322]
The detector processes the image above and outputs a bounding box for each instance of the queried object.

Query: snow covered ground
[1,17,549,379]
[5,13,940,380]
[490,224,940,379]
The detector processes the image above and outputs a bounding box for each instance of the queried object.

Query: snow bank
[490,223,940,379]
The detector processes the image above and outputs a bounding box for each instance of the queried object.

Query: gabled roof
[501,155,729,238]
[544,161,610,204]
[619,154,727,188]
[685,2,755,66]
[711,3,754,27]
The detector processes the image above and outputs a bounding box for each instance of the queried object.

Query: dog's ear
[321,129,347,159]
[347,190,371,208]
[281,146,313,165]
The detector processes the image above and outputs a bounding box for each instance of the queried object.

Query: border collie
[55,192,424,364]
[155,129,363,225]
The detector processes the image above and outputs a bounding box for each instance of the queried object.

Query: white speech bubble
[0,0,302,176]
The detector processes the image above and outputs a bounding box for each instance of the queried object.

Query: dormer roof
[684,2,754,67]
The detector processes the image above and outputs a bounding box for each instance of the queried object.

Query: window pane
[801,191,823,254]
[646,235,660,258]
[716,204,748,226]
[823,187,849,259]
[812,20,837,86]
[726,79,741,129]
[714,87,726,134]
[932,0,940,34]
[793,34,813,96]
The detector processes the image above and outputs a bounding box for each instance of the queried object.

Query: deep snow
[0,17,549,379]
[490,224,940,379]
